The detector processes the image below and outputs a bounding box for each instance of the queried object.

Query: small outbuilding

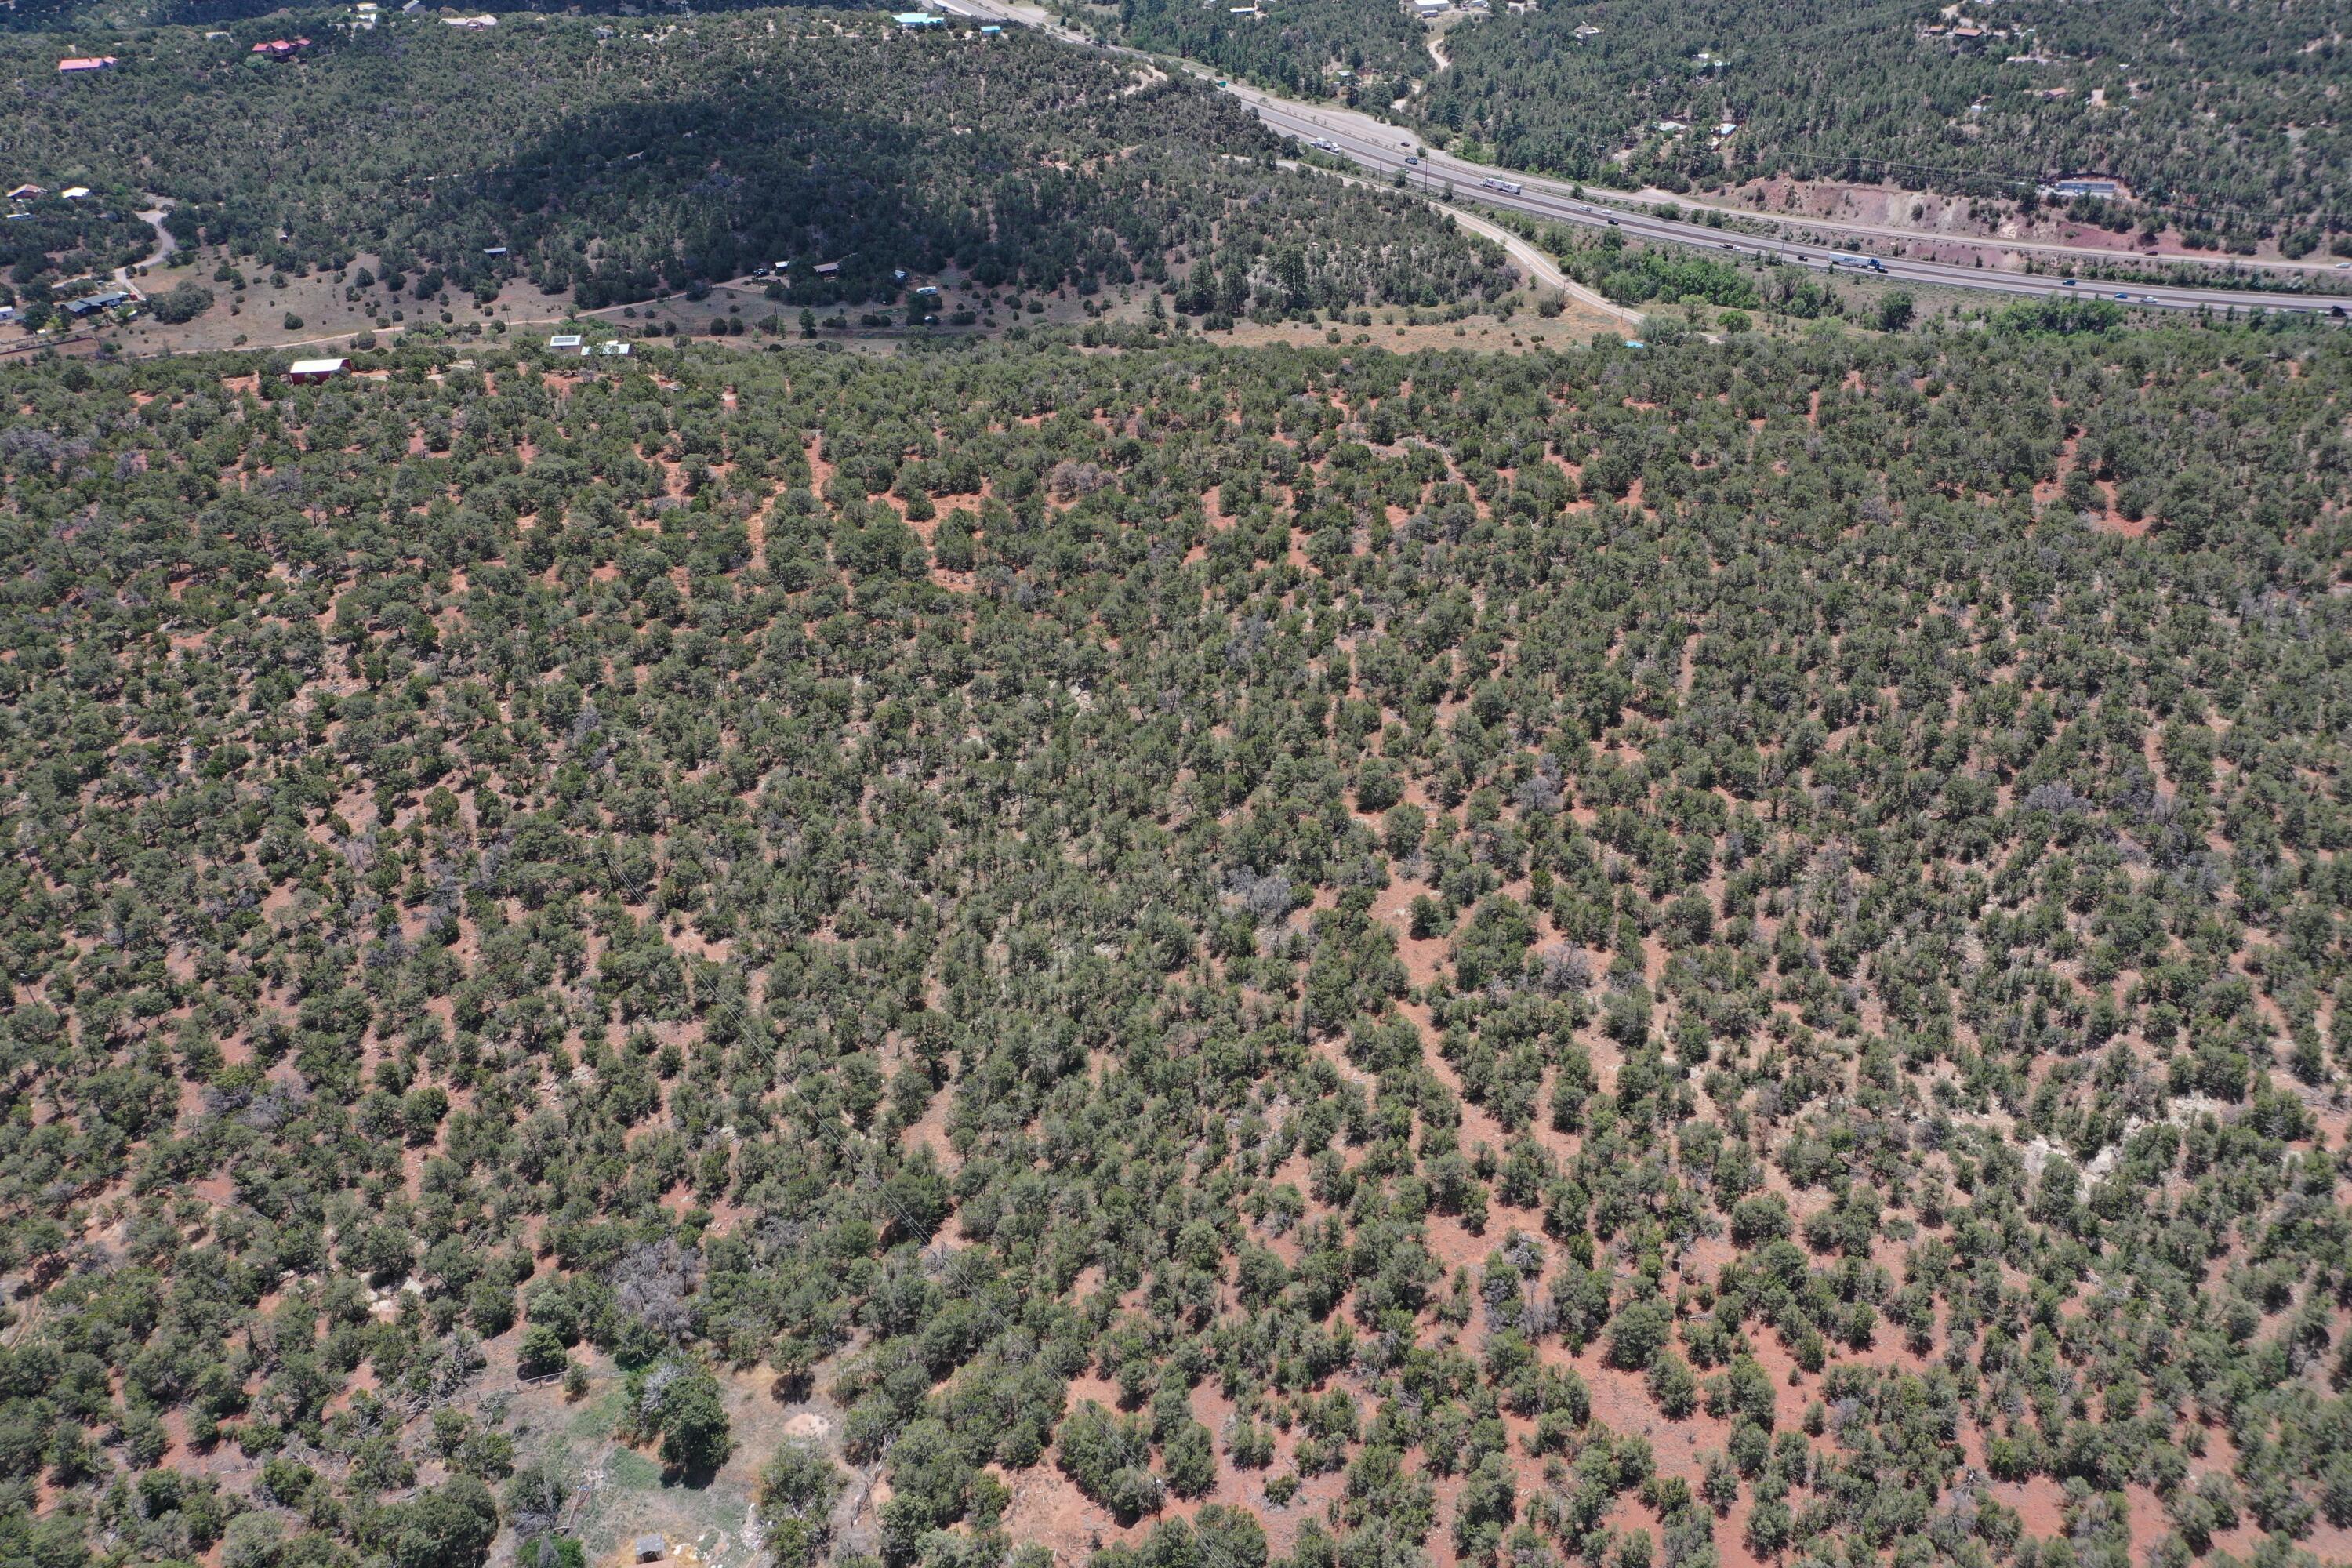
[286,357,350,383]
[546,333,583,349]
[57,56,120,72]
[634,1538,666,1564]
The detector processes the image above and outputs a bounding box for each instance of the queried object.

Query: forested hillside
[0,0,866,34]
[2,318,2350,1568]
[1415,0,2350,246]
[1,13,1506,314]
[1099,0,1428,103]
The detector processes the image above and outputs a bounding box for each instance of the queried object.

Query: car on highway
[2060,278,2078,286]
[2115,292,2131,300]
[1403,154,1419,165]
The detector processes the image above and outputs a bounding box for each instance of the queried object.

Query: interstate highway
[1241,96,2349,317]
[933,0,2348,318]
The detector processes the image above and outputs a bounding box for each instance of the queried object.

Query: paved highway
[1287,154,1643,325]
[1242,96,2350,317]
[942,0,2350,318]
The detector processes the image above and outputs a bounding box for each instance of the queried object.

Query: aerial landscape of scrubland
[0,11,2348,1568]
